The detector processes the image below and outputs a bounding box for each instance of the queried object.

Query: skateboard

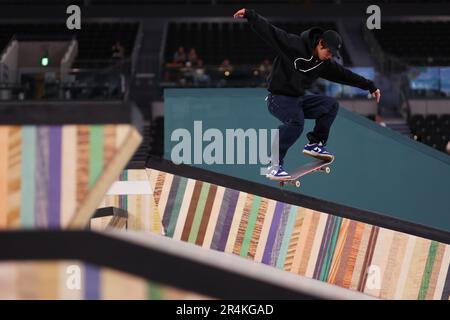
[268,156,334,188]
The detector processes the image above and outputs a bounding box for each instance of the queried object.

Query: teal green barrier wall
[164,88,450,233]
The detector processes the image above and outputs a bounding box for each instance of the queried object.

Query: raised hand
[372,89,381,103]
[233,8,246,19]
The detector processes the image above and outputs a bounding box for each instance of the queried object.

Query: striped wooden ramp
[0,261,207,300]
[101,167,450,300]
[0,124,141,229]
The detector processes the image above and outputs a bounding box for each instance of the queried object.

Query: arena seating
[0,22,139,69]
[409,114,450,151]
[372,21,450,66]
[164,21,352,66]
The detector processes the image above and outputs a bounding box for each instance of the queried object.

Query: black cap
[322,30,343,59]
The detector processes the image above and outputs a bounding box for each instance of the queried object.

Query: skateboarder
[233,8,381,179]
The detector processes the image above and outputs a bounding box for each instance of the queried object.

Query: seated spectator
[188,48,199,66]
[193,59,211,86]
[179,48,201,85]
[180,60,195,86]
[173,46,186,64]
[218,58,233,87]
[165,47,187,82]
[111,41,125,61]
[219,58,233,75]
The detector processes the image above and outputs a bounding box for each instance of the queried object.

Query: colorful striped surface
[101,168,450,300]
[0,124,140,229]
[0,261,208,300]
[99,169,163,234]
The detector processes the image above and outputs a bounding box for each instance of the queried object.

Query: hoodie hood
[300,27,325,56]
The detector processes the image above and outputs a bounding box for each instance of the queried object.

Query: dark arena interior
[0,0,449,304]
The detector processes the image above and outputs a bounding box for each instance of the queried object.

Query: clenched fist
[233,8,246,19]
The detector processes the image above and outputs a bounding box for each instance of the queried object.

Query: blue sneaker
[267,165,291,180]
[303,142,334,161]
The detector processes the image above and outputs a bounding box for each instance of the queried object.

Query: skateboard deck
[268,156,334,188]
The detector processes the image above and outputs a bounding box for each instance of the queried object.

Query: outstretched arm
[233,8,300,60]
[320,61,381,102]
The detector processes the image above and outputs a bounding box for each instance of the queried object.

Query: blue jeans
[266,92,339,166]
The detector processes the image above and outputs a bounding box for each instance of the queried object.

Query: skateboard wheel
[295,181,301,188]
[325,167,331,174]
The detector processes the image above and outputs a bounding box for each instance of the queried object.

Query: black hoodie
[244,9,378,97]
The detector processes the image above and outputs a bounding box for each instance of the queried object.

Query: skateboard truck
[269,157,334,188]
